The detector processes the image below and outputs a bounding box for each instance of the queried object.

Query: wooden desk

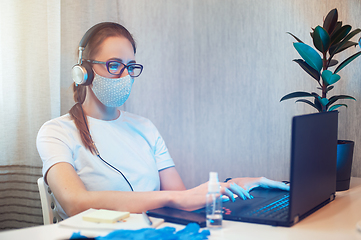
[1,178,361,240]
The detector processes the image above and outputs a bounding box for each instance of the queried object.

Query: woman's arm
[47,162,174,216]
[47,162,216,215]
[45,162,225,215]
[47,163,289,216]
[159,167,186,191]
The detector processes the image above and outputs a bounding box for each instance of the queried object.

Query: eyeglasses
[84,59,143,77]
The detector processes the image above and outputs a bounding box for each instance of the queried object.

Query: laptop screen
[289,111,338,223]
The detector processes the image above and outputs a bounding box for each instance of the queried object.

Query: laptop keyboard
[246,194,289,220]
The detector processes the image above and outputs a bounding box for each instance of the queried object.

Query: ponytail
[69,83,96,155]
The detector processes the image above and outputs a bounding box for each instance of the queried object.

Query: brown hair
[69,23,136,154]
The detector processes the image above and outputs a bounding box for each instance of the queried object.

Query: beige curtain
[0,0,60,230]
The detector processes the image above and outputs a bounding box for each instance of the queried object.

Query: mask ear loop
[76,85,134,191]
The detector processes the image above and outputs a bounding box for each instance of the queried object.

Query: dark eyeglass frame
[84,59,143,77]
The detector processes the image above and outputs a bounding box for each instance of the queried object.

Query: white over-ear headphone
[72,22,117,85]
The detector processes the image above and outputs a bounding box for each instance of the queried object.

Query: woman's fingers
[220,177,289,203]
[258,177,290,191]
[231,177,290,192]
[221,183,253,201]
[230,183,253,200]
[223,187,235,202]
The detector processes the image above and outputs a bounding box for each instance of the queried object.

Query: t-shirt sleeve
[148,121,175,171]
[154,134,175,171]
[36,119,75,178]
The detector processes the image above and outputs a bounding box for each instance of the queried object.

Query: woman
[37,22,288,219]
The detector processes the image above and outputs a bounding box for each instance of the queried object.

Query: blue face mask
[91,72,134,107]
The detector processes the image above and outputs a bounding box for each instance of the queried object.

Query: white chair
[37,177,63,224]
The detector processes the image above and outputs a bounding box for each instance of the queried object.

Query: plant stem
[322,52,327,99]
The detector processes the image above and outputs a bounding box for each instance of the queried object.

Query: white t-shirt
[36,111,175,219]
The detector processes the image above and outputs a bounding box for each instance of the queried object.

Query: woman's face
[92,36,135,79]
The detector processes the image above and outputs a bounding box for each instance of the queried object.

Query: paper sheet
[59,208,164,230]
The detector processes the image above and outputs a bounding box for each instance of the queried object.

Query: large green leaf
[287,32,303,43]
[334,51,361,73]
[319,97,329,106]
[314,97,323,112]
[327,95,356,108]
[328,104,347,111]
[330,21,343,35]
[280,91,314,102]
[293,42,323,71]
[313,26,330,53]
[295,99,321,112]
[321,70,341,85]
[330,25,351,46]
[311,92,320,97]
[293,59,320,81]
[331,29,361,56]
[329,41,358,55]
[323,9,338,34]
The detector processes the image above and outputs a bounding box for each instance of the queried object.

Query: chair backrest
[37,177,63,224]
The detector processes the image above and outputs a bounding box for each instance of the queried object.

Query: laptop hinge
[293,215,299,224]
[330,193,335,202]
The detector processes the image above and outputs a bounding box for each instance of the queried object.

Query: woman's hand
[168,177,289,211]
[230,177,289,191]
[221,177,290,201]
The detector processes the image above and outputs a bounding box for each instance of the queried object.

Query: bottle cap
[208,172,220,193]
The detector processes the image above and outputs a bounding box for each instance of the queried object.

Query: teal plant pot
[336,140,354,191]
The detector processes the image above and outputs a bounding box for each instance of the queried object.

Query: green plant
[280,8,361,112]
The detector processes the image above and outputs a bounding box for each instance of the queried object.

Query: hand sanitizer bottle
[206,172,222,229]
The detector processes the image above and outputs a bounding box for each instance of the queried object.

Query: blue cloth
[70,223,210,240]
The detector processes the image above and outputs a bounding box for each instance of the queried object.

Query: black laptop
[148,111,338,227]
[222,111,338,226]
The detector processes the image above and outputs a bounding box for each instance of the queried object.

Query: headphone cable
[77,95,134,191]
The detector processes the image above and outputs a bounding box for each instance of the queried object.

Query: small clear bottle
[206,172,222,229]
